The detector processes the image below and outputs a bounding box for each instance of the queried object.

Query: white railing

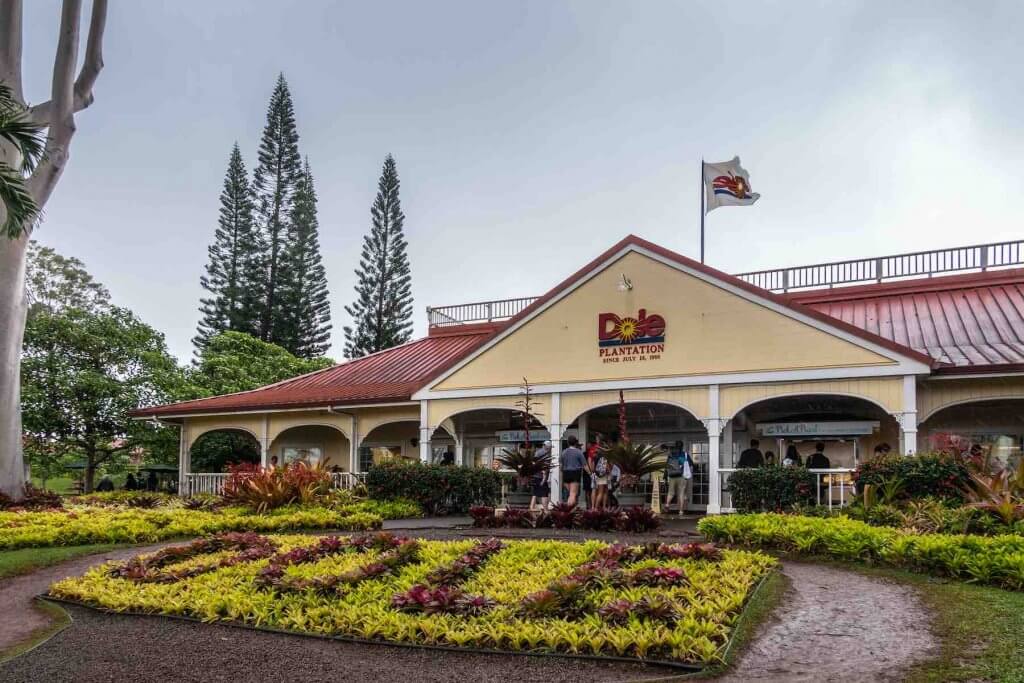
[183,472,366,497]
[718,467,856,512]
[736,239,1024,293]
[426,296,539,327]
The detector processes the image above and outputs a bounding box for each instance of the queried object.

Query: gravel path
[715,561,938,682]
[0,542,172,654]
[0,604,676,682]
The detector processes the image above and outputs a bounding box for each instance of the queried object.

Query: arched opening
[728,394,900,469]
[358,421,457,470]
[189,428,260,473]
[441,408,547,470]
[269,425,350,471]
[569,401,707,509]
[920,398,1024,470]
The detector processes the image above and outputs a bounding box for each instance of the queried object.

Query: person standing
[782,445,802,467]
[592,449,611,509]
[664,441,694,515]
[560,436,587,507]
[530,441,552,511]
[737,439,764,468]
[583,435,600,509]
[805,442,831,469]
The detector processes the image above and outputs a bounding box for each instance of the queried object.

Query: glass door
[687,440,709,511]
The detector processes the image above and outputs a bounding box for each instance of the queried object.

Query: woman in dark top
[783,444,802,467]
[560,436,586,507]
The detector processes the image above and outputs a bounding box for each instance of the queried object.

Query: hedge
[725,467,816,512]
[366,462,504,514]
[699,513,1024,590]
[853,452,971,502]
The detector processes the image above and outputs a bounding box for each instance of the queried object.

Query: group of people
[95,470,160,492]
[527,437,695,515]
[736,439,834,469]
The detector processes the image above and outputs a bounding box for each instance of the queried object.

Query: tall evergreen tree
[252,74,302,347]
[343,155,414,358]
[194,144,261,350]
[278,159,332,357]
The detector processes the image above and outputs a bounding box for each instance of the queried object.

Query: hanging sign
[597,308,665,363]
[496,429,551,443]
[757,421,880,437]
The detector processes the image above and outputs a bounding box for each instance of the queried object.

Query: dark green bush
[726,467,816,512]
[853,452,971,502]
[365,462,504,515]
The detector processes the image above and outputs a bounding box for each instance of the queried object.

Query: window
[282,446,324,466]
[359,445,406,471]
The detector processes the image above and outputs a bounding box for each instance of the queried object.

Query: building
[135,235,1024,512]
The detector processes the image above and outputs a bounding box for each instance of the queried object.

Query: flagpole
[700,159,705,263]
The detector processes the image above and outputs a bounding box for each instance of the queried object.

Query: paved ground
[716,561,938,682]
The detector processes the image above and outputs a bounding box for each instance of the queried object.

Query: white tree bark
[0,0,107,499]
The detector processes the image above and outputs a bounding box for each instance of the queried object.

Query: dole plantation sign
[598,309,666,363]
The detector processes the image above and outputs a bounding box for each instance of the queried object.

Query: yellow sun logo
[614,317,640,343]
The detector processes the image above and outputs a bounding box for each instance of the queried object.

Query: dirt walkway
[717,561,938,682]
[0,543,173,654]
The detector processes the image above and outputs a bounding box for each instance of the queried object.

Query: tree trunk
[0,232,29,500]
[84,460,95,494]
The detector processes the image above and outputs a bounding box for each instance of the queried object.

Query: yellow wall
[435,251,895,390]
[268,425,350,471]
[185,414,265,450]
[918,376,1024,422]
[268,410,350,443]
[560,387,710,424]
[356,405,420,439]
[720,377,904,418]
[427,394,552,428]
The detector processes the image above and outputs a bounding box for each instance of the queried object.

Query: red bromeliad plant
[258,538,421,594]
[222,461,333,512]
[254,532,409,588]
[391,585,496,616]
[110,532,278,583]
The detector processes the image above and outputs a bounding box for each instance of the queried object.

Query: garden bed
[48,533,776,668]
[699,513,1024,590]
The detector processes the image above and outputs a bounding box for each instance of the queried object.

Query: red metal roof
[135,332,492,417]
[787,268,1024,371]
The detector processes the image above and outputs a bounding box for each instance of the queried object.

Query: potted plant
[495,378,549,507]
[599,391,667,508]
[496,445,552,506]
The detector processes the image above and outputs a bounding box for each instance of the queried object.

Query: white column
[455,432,465,467]
[706,385,722,514]
[419,400,432,463]
[577,413,588,446]
[549,393,562,504]
[349,414,360,473]
[899,375,918,456]
[178,422,189,496]
[260,414,271,468]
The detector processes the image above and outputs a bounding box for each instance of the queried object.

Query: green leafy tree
[252,74,302,348]
[25,240,111,317]
[194,144,262,350]
[343,155,414,358]
[277,159,331,358]
[21,307,187,492]
[189,331,333,397]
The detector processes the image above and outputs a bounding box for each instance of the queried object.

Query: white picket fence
[183,471,365,497]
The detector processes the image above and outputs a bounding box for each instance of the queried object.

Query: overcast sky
[20,1,1024,361]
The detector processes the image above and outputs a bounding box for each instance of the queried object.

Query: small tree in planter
[599,391,666,507]
[495,379,547,506]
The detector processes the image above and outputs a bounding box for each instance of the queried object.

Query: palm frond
[0,162,41,238]
[0,80,45,237]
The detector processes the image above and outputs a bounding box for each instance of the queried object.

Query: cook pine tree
[343,155,414,358]
[193,143,262,350]
[278,159,331,357]
[252,73,302,348]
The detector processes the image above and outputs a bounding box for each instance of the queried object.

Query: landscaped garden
[46,532,775,668]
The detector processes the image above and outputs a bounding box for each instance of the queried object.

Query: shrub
[221,462,333,512]
[549,502,578,529]
[616,506,661,533]
[1,484,64,511]
[469,505,498,528]
[365,462,503,515]
[699,513,1024,591]
[579,507,621,531]
[853,452,971,502]
[726,467,816,512]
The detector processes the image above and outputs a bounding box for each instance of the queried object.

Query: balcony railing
[735,239,1024,293]
[427,240,1024,326]
[427,296,540,327]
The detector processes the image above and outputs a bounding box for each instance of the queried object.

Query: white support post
[419,400,432,463]
[549,393,562,505]
[349,414,360,473]
[178,423,189,496]
[900,375,919,456]
[706,385,722,514]
[260,414,271,468]
[578,413,588,447]
[455,433,465,467]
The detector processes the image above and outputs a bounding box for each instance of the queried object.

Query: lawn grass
[0,544,125,579]
[848,564,1024,683]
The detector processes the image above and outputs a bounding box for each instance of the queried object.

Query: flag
[703,156,760,213]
